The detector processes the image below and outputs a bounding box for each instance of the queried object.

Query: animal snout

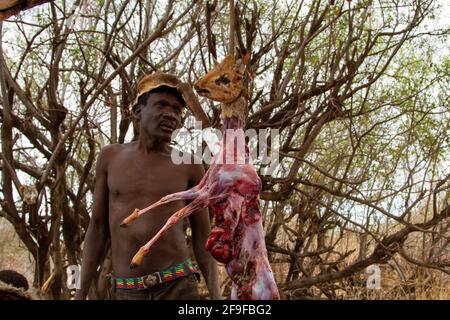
[194,83,210,95]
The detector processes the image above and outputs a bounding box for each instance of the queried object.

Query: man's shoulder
[100,142,135,154]
[97,142,136,167]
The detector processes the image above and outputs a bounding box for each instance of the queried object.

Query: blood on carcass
[120,117,279,300]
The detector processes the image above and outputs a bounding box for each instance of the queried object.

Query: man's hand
[74,289,87,300]
[76,145,113,301]
[190,207,222,299]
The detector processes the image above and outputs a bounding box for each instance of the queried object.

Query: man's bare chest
[107,150,189,201]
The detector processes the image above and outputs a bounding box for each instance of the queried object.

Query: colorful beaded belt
[115,258,200,289]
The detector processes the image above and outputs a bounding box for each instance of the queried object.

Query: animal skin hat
[130,72,211,127]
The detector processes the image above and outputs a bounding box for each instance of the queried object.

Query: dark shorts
[110,273,201,300]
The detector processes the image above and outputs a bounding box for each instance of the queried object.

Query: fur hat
[130,72,211,127]
[0,280,37,300]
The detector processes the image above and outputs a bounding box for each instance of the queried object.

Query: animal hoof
[120,208,140,227]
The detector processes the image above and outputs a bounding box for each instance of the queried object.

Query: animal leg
[120,187,200,227]
[129,197,206,269]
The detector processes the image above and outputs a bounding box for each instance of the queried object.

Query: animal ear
[222,55,235,69]
[235,60,246,75]
[19,185,25,195]
[234,52,251,74]
[243,52,251,65]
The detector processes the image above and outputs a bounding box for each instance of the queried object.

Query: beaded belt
[114,258,200,289]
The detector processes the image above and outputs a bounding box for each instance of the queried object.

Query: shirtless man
[75,74,220,300]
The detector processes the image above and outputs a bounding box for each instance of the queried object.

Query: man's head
[134,85,184,142]
[132,73,186,142]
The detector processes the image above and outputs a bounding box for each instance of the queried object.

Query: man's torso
[104,142,192,278]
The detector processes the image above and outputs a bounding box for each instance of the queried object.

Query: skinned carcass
[121,55,280,300]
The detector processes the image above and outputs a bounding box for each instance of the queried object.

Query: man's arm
[188,164,221,300]
[75,146,112,300]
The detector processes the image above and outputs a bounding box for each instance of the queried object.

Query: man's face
[135,90,183,142]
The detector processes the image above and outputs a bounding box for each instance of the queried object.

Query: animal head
[194,54,250,104]
[19,184,38,205]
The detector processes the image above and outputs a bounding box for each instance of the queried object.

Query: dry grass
[194,250,450,300]
[2,215,448,300]
[196,215,450,300]
[0,218,35,285]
